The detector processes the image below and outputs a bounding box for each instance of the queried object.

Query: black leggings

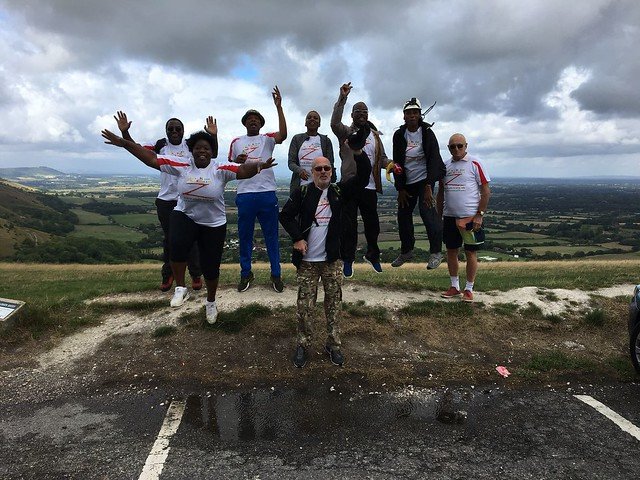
[170,211,226,280]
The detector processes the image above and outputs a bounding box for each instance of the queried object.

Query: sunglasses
[313,166,332,172]
[167,126,183,132]
[448,143,465,150]
[352,109,368,114]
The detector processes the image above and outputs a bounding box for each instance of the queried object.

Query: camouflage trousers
[296,260,343,349]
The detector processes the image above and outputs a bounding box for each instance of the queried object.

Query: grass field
[70,225,146,242]
[71,208,111,225]
[529,245,612,255]
[111,213,157,227]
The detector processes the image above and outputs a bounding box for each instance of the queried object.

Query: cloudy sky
[1,0,639,179]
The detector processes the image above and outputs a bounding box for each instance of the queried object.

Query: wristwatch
[476,210,485,216]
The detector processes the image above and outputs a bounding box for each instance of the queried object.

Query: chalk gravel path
[33,283,635,371]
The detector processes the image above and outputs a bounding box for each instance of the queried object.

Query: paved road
[2,381,640,479]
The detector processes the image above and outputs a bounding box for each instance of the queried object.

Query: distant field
[489,231,551,239]
[497,238,570,246]
[111,213,157,227]
[71,208,111,225]
[59,196,92,205]
[70,225,145,242]
[529,245,608,255]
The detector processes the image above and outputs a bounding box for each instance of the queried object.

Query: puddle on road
[182,387,484,442]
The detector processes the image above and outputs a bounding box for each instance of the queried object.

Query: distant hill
[0,180,77,258]
[0,166,67,179]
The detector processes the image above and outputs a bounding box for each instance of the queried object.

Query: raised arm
[330,82,351,140]
[101,129,159,170]
[204,116,219,158]
[272,86,287,144]
[114,111,135,143]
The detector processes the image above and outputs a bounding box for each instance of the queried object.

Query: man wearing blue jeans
[229,86,287,292]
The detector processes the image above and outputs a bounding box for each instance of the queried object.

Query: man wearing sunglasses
[115,113,205,293]
[280,127,372,368]
[391,98,446,270]
[436,134,491,303]
[330,82,389,277]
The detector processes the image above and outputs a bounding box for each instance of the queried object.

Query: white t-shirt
[363,131,377,190]
[403,127,427,185]
[303,188,331,262]
[298,135,323,186]
[442,154,491,217]
[158,156,238,227]
[228,133,277,194]
[143,139,191,201]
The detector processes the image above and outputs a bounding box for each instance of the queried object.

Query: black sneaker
[293,345,307,368]
[325,345,344,366]
[271,275,284,293]
[237,272,254,292]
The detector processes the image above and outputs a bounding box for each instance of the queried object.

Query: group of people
[101,82,491,369]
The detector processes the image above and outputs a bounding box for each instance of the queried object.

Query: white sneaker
[205,301,218,324]
[427,252,443,270]
[170,286,190,307]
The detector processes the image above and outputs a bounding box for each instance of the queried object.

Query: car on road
[628,284,640,373]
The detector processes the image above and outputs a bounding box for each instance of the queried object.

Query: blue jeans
[235,191,281,278]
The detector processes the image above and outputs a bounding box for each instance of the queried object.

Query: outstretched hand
[260,157,278,170]
[114,111,131,133]
[101,129,125,147]
[205,116,217,135]
[272,85,282,107]
[340,82,352,97]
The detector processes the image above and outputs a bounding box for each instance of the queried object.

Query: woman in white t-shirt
[101,126,275,324]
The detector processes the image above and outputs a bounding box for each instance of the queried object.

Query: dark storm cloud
[3,0,416,73]
[2,0,640,131]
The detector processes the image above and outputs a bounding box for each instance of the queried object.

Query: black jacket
[279,152,372,268]
[392,122,445,190]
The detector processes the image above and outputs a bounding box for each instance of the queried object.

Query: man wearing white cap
[391,98,446,269]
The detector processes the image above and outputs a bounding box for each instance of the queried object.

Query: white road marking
[574,394,640,441]
[138,400,186,480]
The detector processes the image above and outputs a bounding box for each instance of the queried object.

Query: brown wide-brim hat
[241,109,265,127]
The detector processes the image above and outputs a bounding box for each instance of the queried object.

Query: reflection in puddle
[183,387,477,442]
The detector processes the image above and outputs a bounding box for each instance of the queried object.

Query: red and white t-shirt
[303,188,332,262]
[298,135,323,186]
[442,154,490,217]
[157,156,238,227]
[228,133,277,194]
[143,139,191,201]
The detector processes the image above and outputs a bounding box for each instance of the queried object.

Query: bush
[14,236,141,264]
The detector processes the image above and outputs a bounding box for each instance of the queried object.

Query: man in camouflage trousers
[279,126,372,368]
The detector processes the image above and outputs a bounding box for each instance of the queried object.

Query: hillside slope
[0,180,76,258]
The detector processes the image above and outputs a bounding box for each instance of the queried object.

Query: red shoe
[191,276,203,291]
[462,290,474,302]
[160,275,174,292]
[441,286,461,298]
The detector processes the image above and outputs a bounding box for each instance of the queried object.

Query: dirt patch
[1,283,633,395]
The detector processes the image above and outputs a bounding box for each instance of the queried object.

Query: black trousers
[155,198,201,279]
[397,180,442,254]
[169,211,226,280]
[341,188,380,262]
